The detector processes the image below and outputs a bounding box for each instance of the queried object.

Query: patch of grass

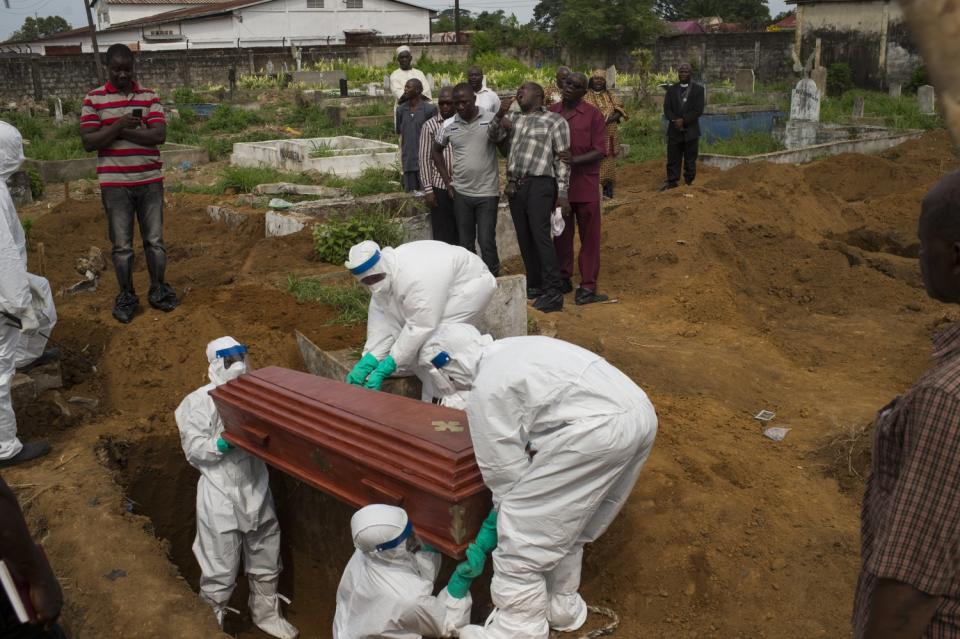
[344,166,402,197]
[618,108,667,164]
[702,132,784,156]
[820,89,943,130]
[26,131,91,161]
[285,276,370,325]
[312,206,404,264]
[349,100,394,118]
[172,87,206,104]
[309,142,336,158]
[203,105,263,133]
[217,165,313,193]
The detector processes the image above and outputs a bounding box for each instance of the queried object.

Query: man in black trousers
[660,63,705,191]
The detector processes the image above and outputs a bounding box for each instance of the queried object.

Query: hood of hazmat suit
[423,327,658,639]
[333,504,471,639]
[347,240,496,375]
[0,122,30,318]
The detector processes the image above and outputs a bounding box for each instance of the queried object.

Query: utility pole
[83,0,105,83]
[454,0,460,45]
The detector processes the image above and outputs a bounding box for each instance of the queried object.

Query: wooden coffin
[209,366,491,558]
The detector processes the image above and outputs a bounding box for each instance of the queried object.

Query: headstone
[292,70,347,87]
[852,96,865,118]
[54,97,63,125]
[441,75,452,88]
[427,74,435,93]
[918,84,936,115]
[265,60,275,76]
[810,66,827,98]
[367,83,378,97]
[383,74,391,92]
[889,82,902,98]
[734,68,755,94]
[607,65,617,88]
[785,78,821,150]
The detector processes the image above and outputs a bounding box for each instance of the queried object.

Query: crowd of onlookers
[392,47,705,313]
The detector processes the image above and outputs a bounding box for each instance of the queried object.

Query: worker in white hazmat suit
[0,121,53,467]
[343,240,495,402]
[333,504,478,639]
[174,336,298,639]
[419,324,658,639]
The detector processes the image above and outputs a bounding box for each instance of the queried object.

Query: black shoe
[0,441,51,468]
[16,347,60,373]
[603,183,614,199]
[533,292,563,313]
[560,278,573,295]
[685,178,694,186]
[658,182,679,192]
[575,287,609,305]
[149,283,180,312]
[112,290,139,324]
[527,287,544,300]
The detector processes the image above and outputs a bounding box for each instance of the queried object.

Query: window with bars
[306,0,323,7]
[344,0,362,7]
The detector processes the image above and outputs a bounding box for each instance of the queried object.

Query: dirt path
[6,130,959,638]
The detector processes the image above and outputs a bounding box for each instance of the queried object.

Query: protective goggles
[215,344,248,369]
[375,519,413,552]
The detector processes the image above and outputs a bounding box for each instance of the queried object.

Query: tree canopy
[548,0,663,57]
[654,0,771,25]
[8,15,72,42]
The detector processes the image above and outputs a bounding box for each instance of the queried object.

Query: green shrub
[6,113,44,142]
[312,207,404,264]
[20,217,33,247]
[285,275,370,325]
[25,167,43,199]
[172,87,205,104]
[827,63,853,97]
[905,65,928,94]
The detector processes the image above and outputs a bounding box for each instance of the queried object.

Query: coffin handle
[237,424,270,447]
[361,478,404,506]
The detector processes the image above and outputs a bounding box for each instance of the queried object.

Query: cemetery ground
[4,85,959,637]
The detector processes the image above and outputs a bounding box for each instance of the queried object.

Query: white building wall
[798,0,904,33]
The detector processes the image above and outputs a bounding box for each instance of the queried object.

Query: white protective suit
[420,325,659,639]
[174,336,298,639]
[348,240,496,401]
[0,121,55,460]
[333,504,471,639]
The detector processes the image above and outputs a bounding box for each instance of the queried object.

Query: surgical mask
[219,359,247,381]
[368,276,390,296]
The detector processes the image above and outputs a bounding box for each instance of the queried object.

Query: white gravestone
[918,85,936,115]
[784,78,821,149]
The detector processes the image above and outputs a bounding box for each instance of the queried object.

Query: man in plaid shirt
[854,170,960,638]
[488,82,570,313]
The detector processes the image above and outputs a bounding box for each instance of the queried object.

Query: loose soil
[5,130,958,638]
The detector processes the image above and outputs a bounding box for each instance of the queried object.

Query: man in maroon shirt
[549,72,609,305]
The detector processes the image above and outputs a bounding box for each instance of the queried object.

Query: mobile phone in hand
[132,108,143,119]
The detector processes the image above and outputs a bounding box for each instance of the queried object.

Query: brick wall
[0,43,475,102]
[653,32,795,85]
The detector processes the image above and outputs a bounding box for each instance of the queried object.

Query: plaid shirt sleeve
[488,113,511,143]
[866,385,960,595]
[552,117,571,199]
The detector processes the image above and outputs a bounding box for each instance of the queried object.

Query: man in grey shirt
[432,83,501,276]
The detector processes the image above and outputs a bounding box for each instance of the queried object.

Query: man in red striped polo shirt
[80,43,179,323]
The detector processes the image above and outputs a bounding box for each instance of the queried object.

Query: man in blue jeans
[432,83,501,276]
[80,43,178,323]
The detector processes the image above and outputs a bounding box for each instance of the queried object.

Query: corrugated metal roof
[108,0,220,5]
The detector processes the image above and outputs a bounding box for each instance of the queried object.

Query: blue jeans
[101,181,167,295]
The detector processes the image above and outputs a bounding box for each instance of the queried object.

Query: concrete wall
[795,0,922,88]
[0,44,472,101]
[653,31,795,84]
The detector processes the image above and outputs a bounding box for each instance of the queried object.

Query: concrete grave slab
[25,144,209,183]
[231,136,398,178]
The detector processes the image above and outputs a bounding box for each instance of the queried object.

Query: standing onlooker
[0,476,65,637]
[660,62,705,191]
[80,43,179,324]
[395,79,436,194]
[419,86,458,245]
[390,46,432,102]
[549,72,609,306]
[584,68,628,199]
[432,83,501,276]
[489,82,570,313]
[853,170,960,638]
[467,66,501,114]
[544,66,571,106]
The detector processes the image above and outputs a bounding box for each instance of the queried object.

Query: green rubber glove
[346,353,379,386]
[364,355,397,391]
[216,437,234,453]
[475,508,498,554]
[446,572,473,599]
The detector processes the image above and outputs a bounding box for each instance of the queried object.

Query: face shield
[206,337,249,386]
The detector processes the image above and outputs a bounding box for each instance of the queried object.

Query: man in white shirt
[390,46,432,102]
[468,66,500,114]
